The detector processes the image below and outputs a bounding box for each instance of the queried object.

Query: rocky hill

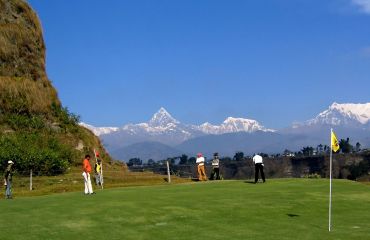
[0,0,114,174]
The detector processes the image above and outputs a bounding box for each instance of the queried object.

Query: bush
[346,160,370,180]
[0,132,73,175]
[51,103,80,133]
[304,173,321,179]
[3,114,45,130]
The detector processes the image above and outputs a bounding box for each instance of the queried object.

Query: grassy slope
[0,179,369,240]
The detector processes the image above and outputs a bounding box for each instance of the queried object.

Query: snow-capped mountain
[198,117,275,134]
[80,103,370,161]
[79,122,119,136]
[295,102,370,129]
[148,107,180,128]
[117,108,196,141]
[81,107,273,138]
[80,107,273,151]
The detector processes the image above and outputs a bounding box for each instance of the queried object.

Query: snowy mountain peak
[222,117,273,132]
[306,102,370,126]
[149,107,179,127]
[82,108,276,139]
[223,117,257,124]
[79,122,119,136]
[199,117,275,134]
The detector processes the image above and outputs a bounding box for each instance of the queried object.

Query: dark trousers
[210,167,220,180]
[254,163,265,183]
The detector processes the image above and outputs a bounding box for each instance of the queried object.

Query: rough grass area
[0,179,369,240]
[9,165,189,197]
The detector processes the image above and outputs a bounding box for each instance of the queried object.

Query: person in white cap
[196,153,207,181]
[253,154,265,183]
[4,160,14,199]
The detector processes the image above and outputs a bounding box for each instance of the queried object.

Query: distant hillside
[0,0,115,174]
[176,131,317,157]
[112,142,182,162]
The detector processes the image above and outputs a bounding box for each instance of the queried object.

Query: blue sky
[28,0,370,129]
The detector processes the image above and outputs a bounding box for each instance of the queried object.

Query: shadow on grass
[287,213,300,217]
[244,181,256,184]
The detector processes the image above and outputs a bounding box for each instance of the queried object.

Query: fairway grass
[0,179,369,240]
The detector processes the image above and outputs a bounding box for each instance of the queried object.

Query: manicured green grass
[0,179,369,240]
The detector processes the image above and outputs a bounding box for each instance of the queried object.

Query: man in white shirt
[196,153,207,181]
[253,154,265,183]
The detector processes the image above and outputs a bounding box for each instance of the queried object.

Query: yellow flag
[331,131,340,152]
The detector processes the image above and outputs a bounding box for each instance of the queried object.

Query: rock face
[0,0,113,170]
[0,0,60,114]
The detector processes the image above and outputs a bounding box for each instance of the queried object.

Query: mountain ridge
[81,107,274,137]
[82,103,370,161]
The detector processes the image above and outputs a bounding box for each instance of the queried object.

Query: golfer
[82,154,94,194]
[210,153,220,180]
[253,154,266,183]
[196,153,207,181]
[4,160,14,199]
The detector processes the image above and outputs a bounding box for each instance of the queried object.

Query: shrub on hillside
[0,132,74,175]
[2,114,45,130]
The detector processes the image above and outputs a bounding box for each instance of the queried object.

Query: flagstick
[329,129,333,232]
[100,157,104,190]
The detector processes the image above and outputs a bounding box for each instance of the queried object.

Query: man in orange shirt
[82,154,94,194]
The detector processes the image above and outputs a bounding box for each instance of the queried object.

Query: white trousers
[82,172,93,194]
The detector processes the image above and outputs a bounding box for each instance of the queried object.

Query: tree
[233,152,244,161]
[179,154,188,165]
[323,145,328,153]
[317,144,323,154]
[147,159,155,166]
[167,157,176,165]
[127,158,142,166]
[258,153,269,158]
[188,157,196,164]
[355,142,361,152]
[339,138,353,153]
[301,146,314,156]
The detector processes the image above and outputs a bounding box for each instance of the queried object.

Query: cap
[197,153,203,157]
[8,160,14,164]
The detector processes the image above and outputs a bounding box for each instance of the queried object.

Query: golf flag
[329,129,340,232]
[331,131,340,152]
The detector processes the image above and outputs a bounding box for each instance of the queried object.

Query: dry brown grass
[0,76,59,114]
[0,0,60,113]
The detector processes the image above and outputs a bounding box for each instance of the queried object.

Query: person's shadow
[287,213,300,217]
[244,180,255,184]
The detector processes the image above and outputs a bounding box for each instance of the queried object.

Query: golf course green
[0,179,369,240]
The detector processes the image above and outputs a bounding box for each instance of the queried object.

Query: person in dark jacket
[210,153,221,180]
[4,160,14,199]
